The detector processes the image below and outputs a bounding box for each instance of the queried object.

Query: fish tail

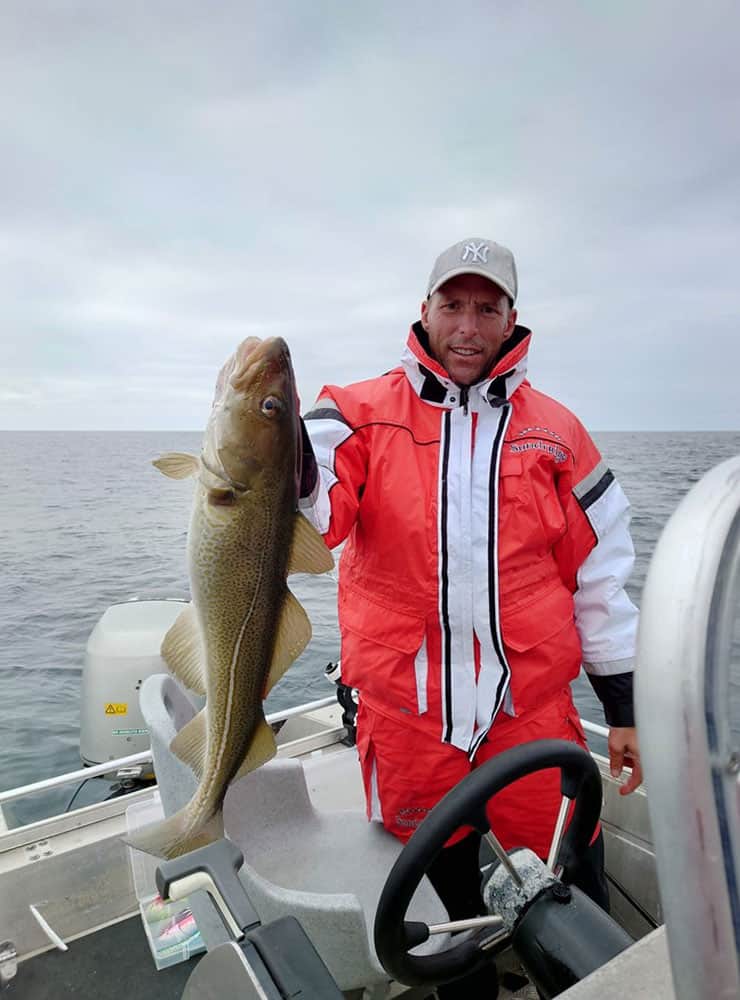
[124,806,225,860]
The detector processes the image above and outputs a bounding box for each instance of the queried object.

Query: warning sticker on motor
[105,703,128,715]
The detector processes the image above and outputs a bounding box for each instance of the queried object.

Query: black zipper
[460,386,469,415]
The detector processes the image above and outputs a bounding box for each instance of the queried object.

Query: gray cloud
[2,1,739,429]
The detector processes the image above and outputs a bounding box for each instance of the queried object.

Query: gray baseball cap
[426,237,518,303]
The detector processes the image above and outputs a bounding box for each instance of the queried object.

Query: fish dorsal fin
[153,453,201,479]
[263,589,313,697]
[233,718,277,782]
[170,709,208,780]
[161,604,207,696]
[288,512,334,575]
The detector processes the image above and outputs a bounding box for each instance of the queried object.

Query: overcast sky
[1,2,738,431]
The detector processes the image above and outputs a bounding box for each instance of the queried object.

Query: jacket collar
[401,321,531,410]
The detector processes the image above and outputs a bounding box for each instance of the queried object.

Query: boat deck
[13,916,536,999]
[11,915,197,999]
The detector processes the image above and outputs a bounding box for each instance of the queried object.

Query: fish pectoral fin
[233,719,278,782]
[263,589,312,696]
[161,604,207,696]
[287,512,334,575]
[153,452,201,479]
[170,709,208,780]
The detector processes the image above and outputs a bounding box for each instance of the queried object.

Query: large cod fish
[127,336,333,859]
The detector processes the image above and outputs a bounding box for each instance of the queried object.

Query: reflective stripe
[438,411,454,743]
[304,405,352,428]
[369,758,383,823]
[300,395,354,534]
[573,459,608,501]
[437,403,513,754]
[414,635,429,715]
[470,404,513,756]
[574,460,614,511]
[502,687,516,716]
[444,405,476,747]
[584,474,627,541]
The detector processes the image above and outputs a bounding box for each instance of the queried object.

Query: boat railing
[0,699,609,811]
[581,720,609,739]
[0,695,338,810]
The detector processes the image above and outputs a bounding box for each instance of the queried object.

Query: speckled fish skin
[189,337,298,808]
[126,337,332,859]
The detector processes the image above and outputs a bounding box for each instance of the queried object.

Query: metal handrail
[0,695,337,808]
[0,751,155,808]
[581,719,609,739]
[0,700,610,809]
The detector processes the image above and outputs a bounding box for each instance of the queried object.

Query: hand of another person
[607,726,642,796]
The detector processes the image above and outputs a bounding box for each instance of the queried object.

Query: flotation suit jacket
[300,323,638,754]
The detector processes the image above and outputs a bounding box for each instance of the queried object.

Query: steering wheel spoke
[546,794,573,873]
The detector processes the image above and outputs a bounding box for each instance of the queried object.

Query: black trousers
[425,831,609,999]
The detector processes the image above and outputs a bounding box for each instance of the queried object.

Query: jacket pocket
[498,455,526,503]
[501,585,582,713]
[339,587,427,654]
[501,585,576,653]
[500,451,567,551]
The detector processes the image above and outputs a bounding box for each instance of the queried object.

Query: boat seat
[137,673,450,994]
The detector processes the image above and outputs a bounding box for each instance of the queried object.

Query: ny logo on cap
[461,241,489,264]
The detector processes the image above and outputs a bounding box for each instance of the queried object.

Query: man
[299,238,641,996]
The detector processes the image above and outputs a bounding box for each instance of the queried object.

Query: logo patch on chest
[509,440,568,463]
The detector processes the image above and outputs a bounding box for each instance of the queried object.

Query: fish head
[204,336,300,496]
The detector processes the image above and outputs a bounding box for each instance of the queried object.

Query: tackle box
[125,793,206,969]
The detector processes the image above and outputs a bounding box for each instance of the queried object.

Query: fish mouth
[230,337,291,393]
[205,334,297,491]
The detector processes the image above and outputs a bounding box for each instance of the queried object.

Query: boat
[1,454,738,998]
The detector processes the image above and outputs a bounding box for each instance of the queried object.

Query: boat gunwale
[0,695,341,809]
[0,712,350,849]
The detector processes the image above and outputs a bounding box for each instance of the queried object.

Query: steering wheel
[373,738,602,989]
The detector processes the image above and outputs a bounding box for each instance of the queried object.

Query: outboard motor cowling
[79,600,186,767]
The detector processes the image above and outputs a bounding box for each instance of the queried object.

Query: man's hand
[607,726,642,796]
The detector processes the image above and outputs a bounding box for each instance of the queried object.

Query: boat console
[150,739,634,999]
[374,739,632,996]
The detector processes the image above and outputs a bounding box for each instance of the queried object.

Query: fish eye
[261,395,283,417]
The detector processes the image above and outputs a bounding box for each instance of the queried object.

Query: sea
[2,430,739,828]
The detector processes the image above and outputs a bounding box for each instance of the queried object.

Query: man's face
[420,273,517,387]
